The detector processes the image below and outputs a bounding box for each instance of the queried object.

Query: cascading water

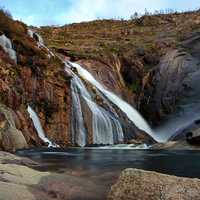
[0,34,17,63]
[27,106,58,147]
[26,31,160,147]
[70,72,124,146]
[68,62,161,142]
[27,29,54,57]
[71,77,87,147]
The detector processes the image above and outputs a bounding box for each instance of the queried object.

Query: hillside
[0,9,200,150]
[39,10,200,123]
[0,9,72,150]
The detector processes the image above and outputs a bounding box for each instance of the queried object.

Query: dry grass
[39,11,200,65]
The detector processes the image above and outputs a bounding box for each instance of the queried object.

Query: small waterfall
[27,29,54,57]
[68,62,161,142]
[27,106,58,147]
[69,72,124,146]
[0,34,17,63]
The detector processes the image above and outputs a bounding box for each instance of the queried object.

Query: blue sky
[0,0,200,26]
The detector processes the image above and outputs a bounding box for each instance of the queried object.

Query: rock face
[108,168,200,200]
[0,104,27,151]
[0,11,72,149]
[141,45,200,124]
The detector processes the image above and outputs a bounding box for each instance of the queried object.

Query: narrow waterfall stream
[27,106,58,147]
[0,34,17,63]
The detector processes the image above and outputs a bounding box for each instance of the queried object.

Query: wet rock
[108,168,200,200]
[186,128,200,145]
[0,151,106,200]
[150,141,200,150]
[141,47,200,124]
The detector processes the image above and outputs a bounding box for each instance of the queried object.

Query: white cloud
[58,0,168,24]
[11,0,200,26]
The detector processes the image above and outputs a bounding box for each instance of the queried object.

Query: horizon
[0,0,200,26]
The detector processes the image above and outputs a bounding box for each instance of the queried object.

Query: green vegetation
[128,80,140,93]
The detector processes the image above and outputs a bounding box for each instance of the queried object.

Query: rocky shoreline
[1,151,200,200]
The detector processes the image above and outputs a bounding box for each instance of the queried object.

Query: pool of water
[16,148,200,178]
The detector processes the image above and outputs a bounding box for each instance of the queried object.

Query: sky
[0,0,200,26]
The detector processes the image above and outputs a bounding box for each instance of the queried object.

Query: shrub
[0,8,27,37]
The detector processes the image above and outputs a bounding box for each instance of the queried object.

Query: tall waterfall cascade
[0,34,17,63]
[27,106,59,147]
[70,70,124,146]
[68,62,162,142]
[26,32,163,147]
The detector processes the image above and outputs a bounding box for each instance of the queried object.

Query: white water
[27,29,54,57]
[25,32,152,147]
[97,143,149,150]
[70,72,124,146]
[68,62,161,142]
[154,103,200,142]
[0,34,17,63]
[71,77,87,147]
[27,106,58,147]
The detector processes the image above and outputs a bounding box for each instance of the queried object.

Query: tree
[130,12,139,20]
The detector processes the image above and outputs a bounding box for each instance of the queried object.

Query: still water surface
[16,148,200,178]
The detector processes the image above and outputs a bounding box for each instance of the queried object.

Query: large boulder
[0,104,27,151]
[108,168,200,200]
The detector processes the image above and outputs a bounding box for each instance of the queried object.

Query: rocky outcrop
[108,168,200,200]
[0,104,27,151]
[150,141,200,150]
[141,46,200,124]
[0,151,107,200]
[18,66,72,147]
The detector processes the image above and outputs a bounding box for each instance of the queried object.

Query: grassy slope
[37,10,200,103]
[39,11,200,69]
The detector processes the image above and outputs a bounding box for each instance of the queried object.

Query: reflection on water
[17,148,200,178]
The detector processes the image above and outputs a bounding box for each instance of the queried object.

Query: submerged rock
[108,168,200,200]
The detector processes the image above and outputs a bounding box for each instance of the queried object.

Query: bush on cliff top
[0,8,27,37]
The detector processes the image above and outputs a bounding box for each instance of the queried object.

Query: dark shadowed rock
[141,47,200,124]
[186,128,200,145]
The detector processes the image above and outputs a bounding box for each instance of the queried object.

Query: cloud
[1,0,200,26]
[58,0,168,24]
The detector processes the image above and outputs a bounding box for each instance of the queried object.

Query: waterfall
[71,77,87,147]
[27,106,58,147]
[0,34,17,63]
[68,62,161,142]
[27,29,54,57]
[25,31,152,147]
[70,72,124,146]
